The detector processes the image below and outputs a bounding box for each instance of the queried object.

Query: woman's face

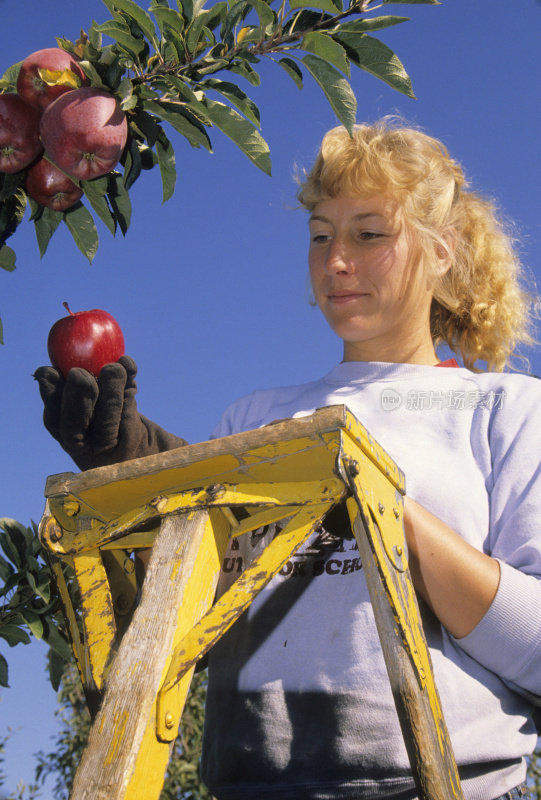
[308,194,437,363]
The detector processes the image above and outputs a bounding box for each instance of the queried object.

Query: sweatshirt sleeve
[210,391,266,439]
[210,390,272,439]
[453,375,541,700]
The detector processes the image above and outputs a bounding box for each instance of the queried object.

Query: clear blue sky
[1,1,540,796]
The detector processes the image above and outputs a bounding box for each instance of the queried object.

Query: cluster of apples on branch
[0,47,127,211]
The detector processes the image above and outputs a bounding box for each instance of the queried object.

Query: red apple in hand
[0,93,43,173]
[40,87,128,181]
[48,303,125,378]
[26,157,83,211]
[17,47,88,111]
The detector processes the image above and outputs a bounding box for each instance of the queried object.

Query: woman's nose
[325,240,354,274]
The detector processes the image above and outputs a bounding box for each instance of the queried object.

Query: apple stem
[63,301,75,317]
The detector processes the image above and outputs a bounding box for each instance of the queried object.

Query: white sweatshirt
[201,361,541,800]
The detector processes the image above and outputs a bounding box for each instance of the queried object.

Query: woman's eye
[311,232,331,244]
[359,231,383,241]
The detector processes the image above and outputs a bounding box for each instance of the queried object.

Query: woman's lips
[328,291,369,304]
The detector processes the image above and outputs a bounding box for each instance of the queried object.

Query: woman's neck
[342,337,439,365]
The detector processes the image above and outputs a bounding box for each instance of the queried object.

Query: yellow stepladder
[38,404,464,800]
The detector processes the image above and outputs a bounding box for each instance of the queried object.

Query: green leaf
[302,32,350,77]
[249,0,277,27]
[227,58,261,87]
[103,52,130,91]
[21,610,44,640]
[202,78,260,126]
[151,5,185,36]
[63,204,99,263]
[177,0,194,25]
[186,15,212,53]
[26,569,51,605]
[337,15,410,33]
[301,54,356,133]
[0,523,17,549]
[155,130,177,202]
[221,1,250,44]
[283,9,331,35]
[187,3,227,52]
[0,653,8,687]
[197,2,228,32]
[0,521,27,569]
[23,555,40,574]
[82,177,116,235]
[177,0,192,17]
[223,0,275,36]
[0,191,26,246]
[31,202,63,258]
[152,73,200,105]
[41,621,72,661]
[89,20,104,50]
[0,245,16,272]
[144,99,212,150]
[0,171,23,203]
[104,0,158,42]
[122,137,144,191]
[48,648,66,691]
[94,21,147,55]
[0,553,12,583]
[132,109,163,147]
[277,57,303,89]
[107,173,132,235]
[333,33,414,98]
[54,36,76,56]
[289,0,340,13]
[0,624,31,647]
[117,76,137,110]
[200,98,271,174]
[139,144,157,170]
[1,61,21,90]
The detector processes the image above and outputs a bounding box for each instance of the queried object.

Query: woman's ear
[433,228,457,277]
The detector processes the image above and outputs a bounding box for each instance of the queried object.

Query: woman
[199,121,541,800]
[36,119,541,799]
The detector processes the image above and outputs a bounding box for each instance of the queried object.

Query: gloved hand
[34,355,187,471]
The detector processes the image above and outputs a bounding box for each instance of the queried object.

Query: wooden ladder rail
[38,404,464,800]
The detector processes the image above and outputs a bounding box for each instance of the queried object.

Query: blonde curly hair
[297,119,537,371]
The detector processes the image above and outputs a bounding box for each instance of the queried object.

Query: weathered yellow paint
[124,668,196,800]
[43,478,344,557]
[341,414,405,492]
[340,440,429,689]
[49,556,88,684]
[341,446,463,798]
[99,529,156,550]
[228,504,298,537]
[154,508,230,741]
[38,405,463,800]
[103,709,130,765]
[157,502,331,704]
[72,551,117,692]
[104,509,229,799]
[42,408,348,527]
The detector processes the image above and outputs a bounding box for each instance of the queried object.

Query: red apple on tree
[26,157,83,211]
[40,87,128,181]
[17,47,88,111]
[48,303,125,378]
[0,93,43,173]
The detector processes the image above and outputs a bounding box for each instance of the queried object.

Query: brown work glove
[34,355,187,471]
